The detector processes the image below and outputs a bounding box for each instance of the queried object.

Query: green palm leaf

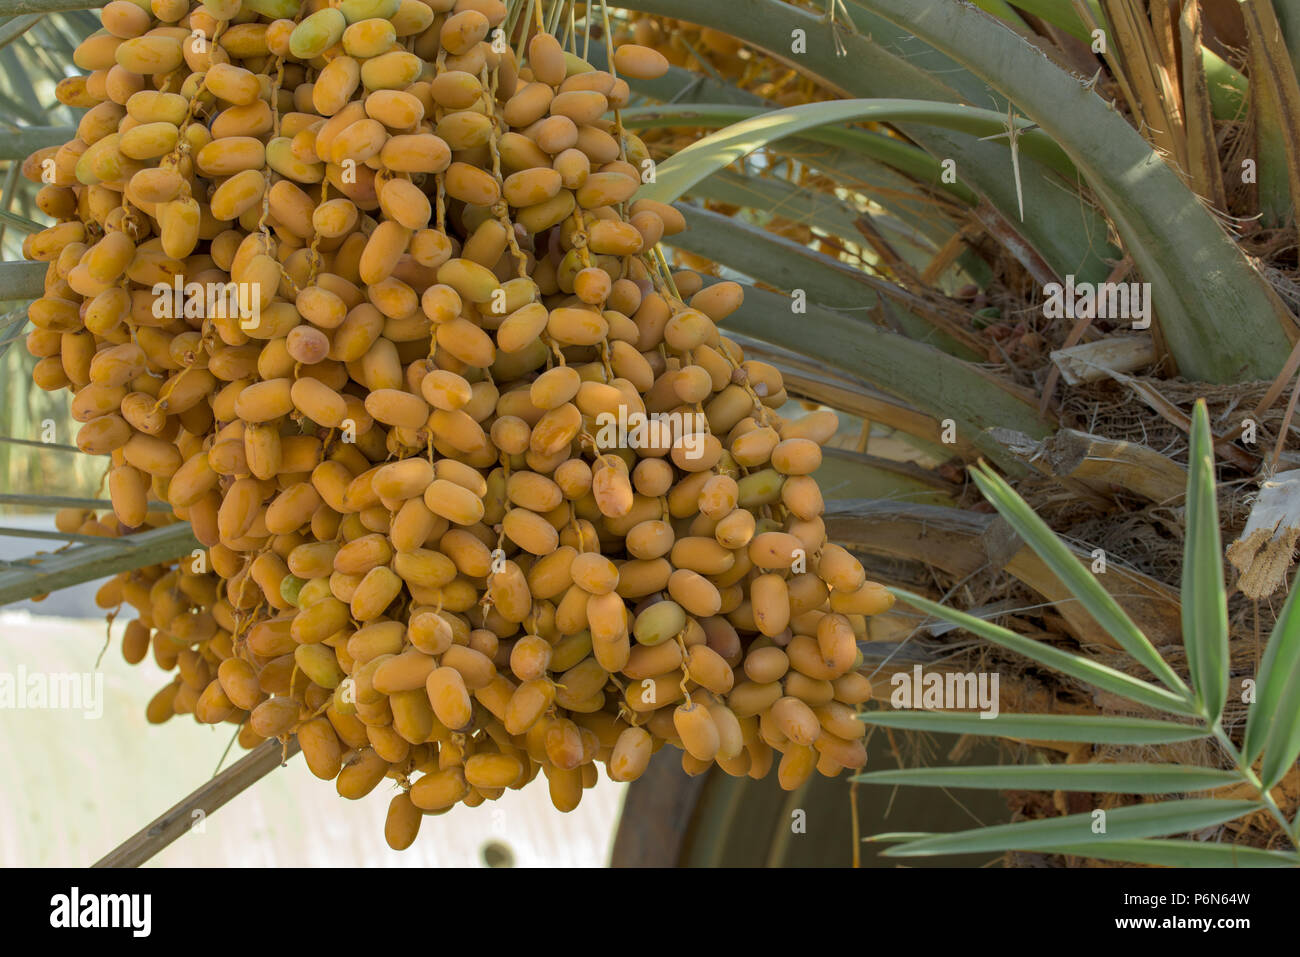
[0,259,43,299]
[1243,573,1300,784]
[1181,400,1229,723]
[856,711,1209,745]
[989,838,1296,868]
[687,168,962,281]
[620,0,1116,284]
[850,0,1295,382]
[1256,639,1300,792]
[854,763,1239,793]
[670,205,982,358]
[637,98,1066,208]
[0,523,199,607]
[970,463,1189,695]
[1003,0,1246,118]
[622,101,1056,197]
[717,286,1049,472]
[881,799,1263,857]
[0,13,42,49]
[0,0,96,15]
[891,588,1198,716]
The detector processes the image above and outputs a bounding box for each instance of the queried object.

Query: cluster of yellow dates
[22,0,891,850]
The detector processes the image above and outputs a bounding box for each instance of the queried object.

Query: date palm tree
[2,0,1298,863]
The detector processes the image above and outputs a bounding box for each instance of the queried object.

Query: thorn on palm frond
[822,0,855,57]
[977,104,1033,221]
